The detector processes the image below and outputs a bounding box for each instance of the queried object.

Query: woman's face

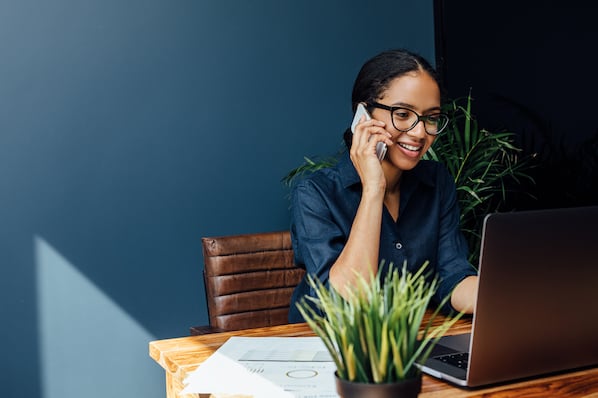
[370,70,441,172]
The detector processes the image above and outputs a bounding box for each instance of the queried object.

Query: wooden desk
[150,313,598,398]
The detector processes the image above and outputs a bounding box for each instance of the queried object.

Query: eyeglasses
[368,102,449,136]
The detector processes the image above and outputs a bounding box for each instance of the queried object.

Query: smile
[398,142,422,152]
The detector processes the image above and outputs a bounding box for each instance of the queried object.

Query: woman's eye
[426,114,441,124]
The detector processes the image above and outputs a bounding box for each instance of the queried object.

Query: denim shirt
[288,151,477,323]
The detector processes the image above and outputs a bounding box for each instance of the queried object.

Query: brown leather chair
[190,230,305,335]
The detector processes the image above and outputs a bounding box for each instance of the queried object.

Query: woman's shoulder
[292,164,342,195]
[293,152,354,190]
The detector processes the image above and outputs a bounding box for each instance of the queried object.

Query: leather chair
[190,230,305,335]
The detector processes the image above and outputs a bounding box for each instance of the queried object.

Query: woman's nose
[406,119,427,138]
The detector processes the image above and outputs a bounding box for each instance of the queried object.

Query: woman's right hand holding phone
[330,112,392,296]
[350,114,392,194]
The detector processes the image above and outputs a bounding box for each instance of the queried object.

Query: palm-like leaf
[423,93,535,264]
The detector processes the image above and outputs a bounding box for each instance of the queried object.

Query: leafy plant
[423,92,535,264]
[296,261,463,384]
[281,155,339,187]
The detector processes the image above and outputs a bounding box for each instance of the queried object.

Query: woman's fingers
[352,119,392,157]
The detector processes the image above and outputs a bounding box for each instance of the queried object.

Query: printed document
[181,336,339,398]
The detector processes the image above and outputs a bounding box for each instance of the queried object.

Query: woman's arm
[328,184,384,296]
[328,118,392,297]
[434,162,479,314]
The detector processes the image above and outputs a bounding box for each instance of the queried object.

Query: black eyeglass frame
[368,101,449,136]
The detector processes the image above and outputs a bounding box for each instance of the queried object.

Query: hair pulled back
[343,49,442,149]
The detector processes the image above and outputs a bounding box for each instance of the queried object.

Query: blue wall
[0,1,435,397]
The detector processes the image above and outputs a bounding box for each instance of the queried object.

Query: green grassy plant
[296,261,463,384]
[423,93,535,264]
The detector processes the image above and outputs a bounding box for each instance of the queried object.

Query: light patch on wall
[35,236,164,398]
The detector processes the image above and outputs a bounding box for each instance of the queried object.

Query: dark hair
[343,49,443,149]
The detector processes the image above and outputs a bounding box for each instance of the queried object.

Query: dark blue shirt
[288,151,477,323]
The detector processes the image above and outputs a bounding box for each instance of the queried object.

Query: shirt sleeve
[289,176,348,286]
[434,163,478,312]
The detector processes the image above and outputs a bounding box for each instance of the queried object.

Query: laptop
[419,205,598,387]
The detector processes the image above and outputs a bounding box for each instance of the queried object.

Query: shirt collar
[338,151,360,189]
[337,151,437,189]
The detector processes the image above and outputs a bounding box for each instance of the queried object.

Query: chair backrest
[201,230,305,331]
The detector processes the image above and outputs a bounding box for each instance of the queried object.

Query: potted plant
[296,261,463,398]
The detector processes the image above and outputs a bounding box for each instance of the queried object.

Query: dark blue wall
[0,1,435,397]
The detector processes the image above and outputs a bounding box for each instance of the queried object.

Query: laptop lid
[422,206,598,387]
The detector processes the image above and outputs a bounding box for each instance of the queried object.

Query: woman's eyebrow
[389,101,413,108]
[390,101,442,112]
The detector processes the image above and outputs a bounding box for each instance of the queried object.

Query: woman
[288,49,478,323]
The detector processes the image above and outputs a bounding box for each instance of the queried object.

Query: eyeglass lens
[392,108,448,135]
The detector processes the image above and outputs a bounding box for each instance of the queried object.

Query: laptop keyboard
[434,352,469,370]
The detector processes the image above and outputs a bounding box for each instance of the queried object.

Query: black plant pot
[335,372,422,398]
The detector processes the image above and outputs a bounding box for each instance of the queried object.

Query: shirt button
[395,242,403,250]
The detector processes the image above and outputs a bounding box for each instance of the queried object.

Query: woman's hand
[350,116,393,194]
[451,275,478,314]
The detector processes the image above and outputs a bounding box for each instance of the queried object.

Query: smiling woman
[286,49,479,325]
[283,93,534,269]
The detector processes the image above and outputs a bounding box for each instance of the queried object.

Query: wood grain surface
[149,311,598,398]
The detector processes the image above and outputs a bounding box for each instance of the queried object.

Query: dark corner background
[434,0,598,210]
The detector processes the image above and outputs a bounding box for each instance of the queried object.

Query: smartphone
[351,102,387,161]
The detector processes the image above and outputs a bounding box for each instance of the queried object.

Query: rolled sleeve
[434,165,478,312]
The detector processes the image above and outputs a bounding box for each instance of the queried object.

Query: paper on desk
[181,336,339,398]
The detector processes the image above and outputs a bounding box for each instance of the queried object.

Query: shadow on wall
[35,236,164,398]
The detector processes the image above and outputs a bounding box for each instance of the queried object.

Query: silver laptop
[420,205,598,387]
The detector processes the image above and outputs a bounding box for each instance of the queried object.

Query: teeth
[399,142,420,151]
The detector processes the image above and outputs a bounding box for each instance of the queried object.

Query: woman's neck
[383,165,402,221]
[383,162,403,194]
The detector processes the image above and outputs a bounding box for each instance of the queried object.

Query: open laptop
[419,205,598,387]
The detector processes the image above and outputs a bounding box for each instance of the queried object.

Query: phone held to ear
[351,102,387,161]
